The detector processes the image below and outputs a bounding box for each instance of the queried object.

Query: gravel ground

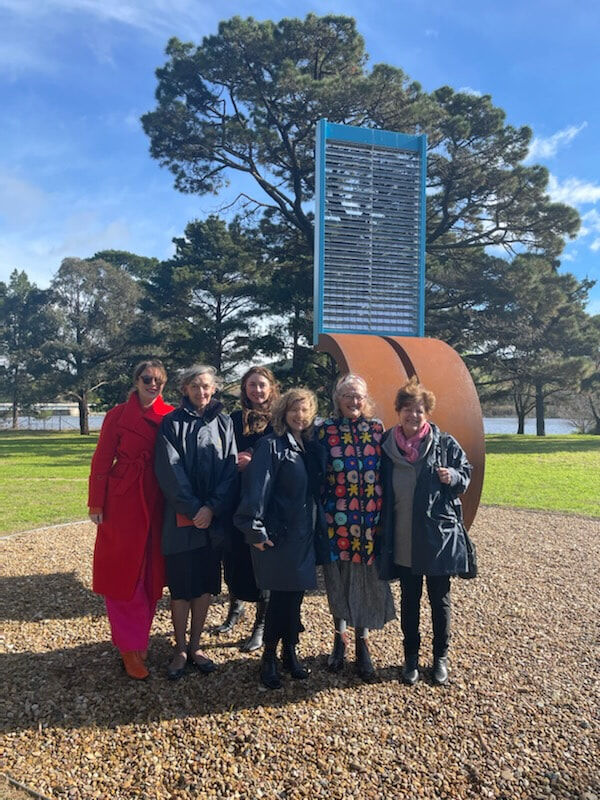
[0,507,598,800]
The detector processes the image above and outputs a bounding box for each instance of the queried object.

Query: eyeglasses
[341,393,365,402]
[140,375,163,385]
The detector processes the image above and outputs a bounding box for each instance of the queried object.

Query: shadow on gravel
[0,636,411,734]
[0,572,103,621]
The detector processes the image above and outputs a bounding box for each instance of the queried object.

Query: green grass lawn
[0,430,598,535]
[0,431,99,534]
[482,434,600,517]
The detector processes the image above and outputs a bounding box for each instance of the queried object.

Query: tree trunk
[589,396,600,435]
[535,381,545,436]
[11,366,19,429]
[291,305,300,377]
[78,391,90,436]
[513,386,526,435]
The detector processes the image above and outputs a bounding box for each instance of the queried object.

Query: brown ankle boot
[121,651,149,680]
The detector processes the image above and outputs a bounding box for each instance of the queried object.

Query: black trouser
[263,590,305,647]
[399,573,451,658]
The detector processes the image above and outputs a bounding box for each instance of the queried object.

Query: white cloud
[0,0,214,39]
[590,239,600,253]
[527,122,587,162]
[547,175,600,206]
[458,86,482,97]
[580,209,600,237]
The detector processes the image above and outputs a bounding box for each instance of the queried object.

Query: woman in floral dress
[316,374,395,680]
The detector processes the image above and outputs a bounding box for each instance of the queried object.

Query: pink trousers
[105,545,157,653]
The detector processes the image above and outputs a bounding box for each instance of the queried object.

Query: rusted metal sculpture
[316,333,484,529]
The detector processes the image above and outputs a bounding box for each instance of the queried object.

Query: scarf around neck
[394,421,431,463]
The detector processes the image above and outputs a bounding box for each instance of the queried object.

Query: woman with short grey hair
[155,365,237,680]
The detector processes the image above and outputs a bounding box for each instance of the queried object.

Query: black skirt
[165,545,221,601]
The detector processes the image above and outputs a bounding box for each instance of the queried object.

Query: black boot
[281,643,311,679]
[216,596,245,634]
[240,598,267,652]
[432,656,448,685]
[355,634,376,681]
[259,646,281,689]
[327,629,347,673]
[401,653,419,685]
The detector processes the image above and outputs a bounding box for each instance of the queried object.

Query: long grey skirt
[322,561,396,630]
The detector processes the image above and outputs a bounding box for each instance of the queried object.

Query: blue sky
[1,0,599,313]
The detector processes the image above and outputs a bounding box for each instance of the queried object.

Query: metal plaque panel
[314,120,426,342]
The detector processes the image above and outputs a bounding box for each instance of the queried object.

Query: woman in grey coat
[234,388,325,690]
[378,377,472,686]
[155,365,237,680]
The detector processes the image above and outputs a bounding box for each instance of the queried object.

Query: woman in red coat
[88,359,174,679]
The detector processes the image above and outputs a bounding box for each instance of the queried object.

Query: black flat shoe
[189,653,216,674]
[167,653,187,681]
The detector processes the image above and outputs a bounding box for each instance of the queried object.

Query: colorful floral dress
[318,417,384,565]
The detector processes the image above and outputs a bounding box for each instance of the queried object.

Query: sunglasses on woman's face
[140,375,163,385]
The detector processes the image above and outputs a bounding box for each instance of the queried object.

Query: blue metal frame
[313,118,427,343]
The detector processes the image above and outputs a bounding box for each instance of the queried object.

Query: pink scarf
[394,422,431,464]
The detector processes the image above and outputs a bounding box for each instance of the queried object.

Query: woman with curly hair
[234,388,326,689]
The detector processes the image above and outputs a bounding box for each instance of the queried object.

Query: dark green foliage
[0,271,59,428]
[92,250,160,280]
[50,257,141,434]
[140,215,267,377]
[464,255,597,433]
[142,13,579,269]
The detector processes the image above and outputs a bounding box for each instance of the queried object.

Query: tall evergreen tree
[0,270,58,428]
[50,257,141,434]
[142,13,579,287]
[142,216,266,377]
[470,255,596,434]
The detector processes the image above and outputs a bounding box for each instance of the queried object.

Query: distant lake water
[483,417,576,435]
[3,414,577,435]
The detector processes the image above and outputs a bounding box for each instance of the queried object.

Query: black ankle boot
[240,598,267,652]
[259,648,281,689]
[401,653,419,685]
[281,643,311,679]
[432,656,448,685]
[216,597,245,634]
[355,635,376,681]
[327,630,347,673]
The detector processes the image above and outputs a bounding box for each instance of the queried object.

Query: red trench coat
[88,392,174,601]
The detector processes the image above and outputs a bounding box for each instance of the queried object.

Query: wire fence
[0,414,105,432]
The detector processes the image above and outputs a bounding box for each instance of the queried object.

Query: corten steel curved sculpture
[314,120,485,529]
[317,333,485,530]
